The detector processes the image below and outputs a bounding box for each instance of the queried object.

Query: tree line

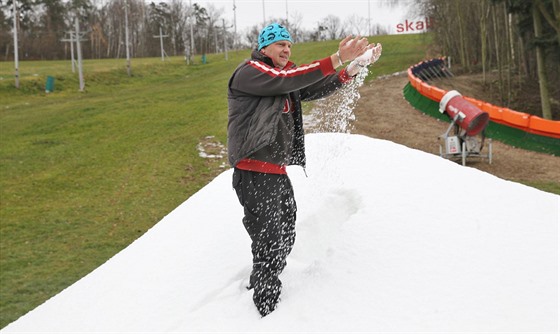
[0,0,392,62]
[1,0,227,60]
[416,0,559,120]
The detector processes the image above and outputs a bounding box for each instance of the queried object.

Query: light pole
[13,0,19,89]
[262,0,266,25]
[233,0,237,48]
[153,26,169,61]
[368,0,371,36]
[190,0,195,59]
[124,0,131,76]
[223,19,228,61]
[285,0,288,27]
[60,31,76,73]
[75,16,85,91]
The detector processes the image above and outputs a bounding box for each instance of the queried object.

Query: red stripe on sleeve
[248,56,335,78]
[338,68,354,84]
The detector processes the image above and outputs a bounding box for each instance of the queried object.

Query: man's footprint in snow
[294,188,362,261]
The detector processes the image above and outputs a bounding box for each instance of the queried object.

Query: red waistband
[236,158,287,175]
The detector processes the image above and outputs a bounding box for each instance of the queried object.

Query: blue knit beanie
[258,23,293,50]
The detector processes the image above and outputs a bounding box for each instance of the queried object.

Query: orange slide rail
[407,60,560,139]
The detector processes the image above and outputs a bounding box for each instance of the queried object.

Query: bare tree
[344,14,368,36]
[319,15,343,40]
[416,0,558,119]
[532,1,553,119]
[205,3,224,54]
[168,0,187,56]
[288,11,303,42]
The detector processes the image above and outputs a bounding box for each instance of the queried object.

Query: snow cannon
[438,90,492,166]
[439,90,489,136]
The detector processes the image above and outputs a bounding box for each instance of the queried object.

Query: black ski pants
[232,168,297,315]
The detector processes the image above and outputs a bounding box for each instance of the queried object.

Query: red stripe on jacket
[236,158,287,175]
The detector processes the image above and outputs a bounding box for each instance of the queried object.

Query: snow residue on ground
[3,133,558,333]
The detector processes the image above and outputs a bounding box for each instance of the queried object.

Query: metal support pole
[233,0,237,48]
[368,0,371,36]
[70,32,76,73]
[75,17,85,91]
[13,0,19,89]
[222,19,228,61]
[124,0,131,76]
[262,0,266,25]
[61,32,77,73]
[285,0,288,27]
[161,27,165,61]
[153,26,168,61]
[190,0,195,58]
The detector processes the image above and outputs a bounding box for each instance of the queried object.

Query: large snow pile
[3,133,558,332]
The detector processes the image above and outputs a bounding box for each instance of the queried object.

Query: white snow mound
[3,133,558,332]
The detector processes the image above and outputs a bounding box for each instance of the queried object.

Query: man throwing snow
[227,23,382,317]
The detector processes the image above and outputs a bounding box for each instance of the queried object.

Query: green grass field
[0,34,431,328]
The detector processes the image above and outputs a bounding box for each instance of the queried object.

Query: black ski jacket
[227,49,352,168]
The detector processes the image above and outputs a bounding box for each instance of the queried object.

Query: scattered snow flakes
[305,66,369,134]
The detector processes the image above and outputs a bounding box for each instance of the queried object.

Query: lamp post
[124,0,131,76]
[262,0,265,25]
[75,16,85,91]
[13,0,19,89]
